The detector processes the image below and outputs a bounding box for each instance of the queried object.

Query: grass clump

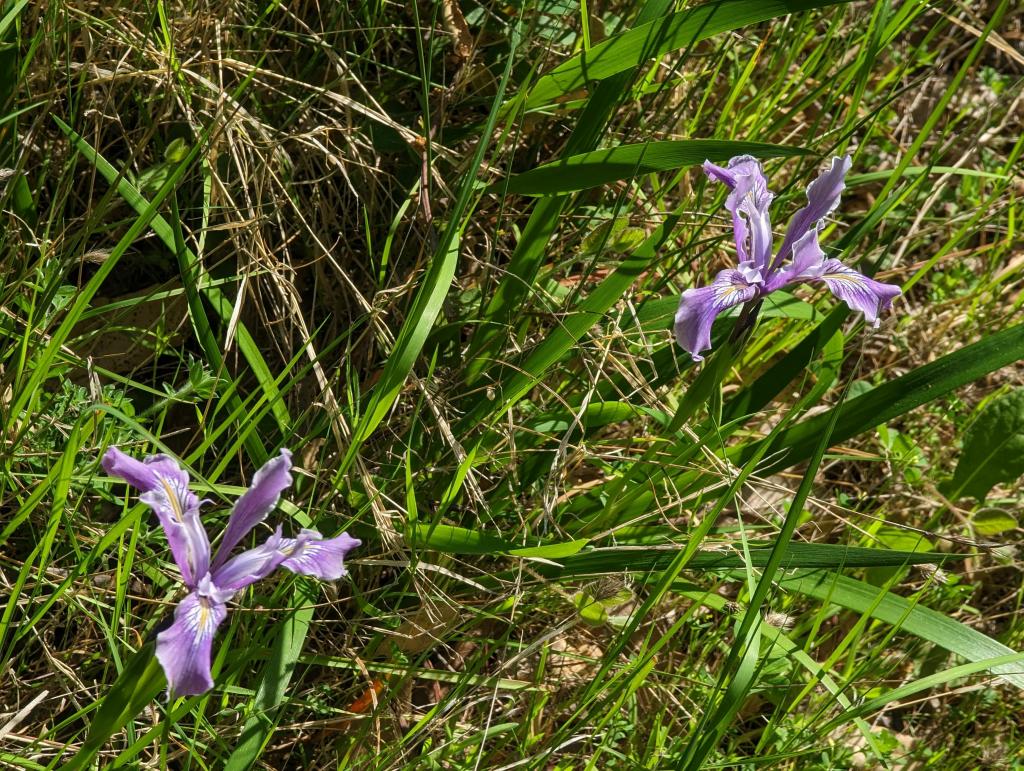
[1,0,1023,768]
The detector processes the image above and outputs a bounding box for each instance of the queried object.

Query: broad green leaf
[578,215,647,256]
[510,539,589,559]
[411,523,588,558]
[519,543,962,577]
[495,140,808,195]
[972,508,1019,536]
[949,387,1024,501]
[867,525,933,586]
[521,0,851,111]
[413,523,515,554]
[873,525,933,553]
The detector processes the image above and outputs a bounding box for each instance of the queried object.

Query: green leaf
[949,387,1024,501]
[777,570,1024,689]
[411,523,588,558]
[339,22,523,474]
[521,0,851,111]
[510,539,589,559]
[412,523,514,555]
[494,140,809,195]
[52,118,283,461]
[874,525,933,553]
[972,508,1019,536]
[222,583,317,771]
[517,543,962,577]
[58,644,165,771]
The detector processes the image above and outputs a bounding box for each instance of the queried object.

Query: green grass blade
[337,21,523,475]
[51,118,283,461]
[222,584,317,771]
[494,139,809,195]
[777,570,1024,689]
[734,321,1024,474]
[463,0,674,378]
[57,644,165,771]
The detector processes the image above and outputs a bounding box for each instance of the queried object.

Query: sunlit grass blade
[778,570,1024,689]
[494,139,808,195]
[734,320,1024,475]
[336,21,523,476]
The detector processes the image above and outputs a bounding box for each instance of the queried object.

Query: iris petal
[211,449,293,571]
[674,267,762,361]
[106,449,211,589]
[776,156,852,266]
[211,526,288,591]
[155,591,227,698]
[279,530,361,581]
[703,155,774,270]
[812,258,902,326]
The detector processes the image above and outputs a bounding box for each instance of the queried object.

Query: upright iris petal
[104,446,361,698]
[103,448,210,588]
[211,449,293,571]
[774,155,853,267]
[674,155,901,361]
[702,156,774,270]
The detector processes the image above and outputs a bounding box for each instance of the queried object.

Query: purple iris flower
[102,447,361,698]
[674,155,901,361]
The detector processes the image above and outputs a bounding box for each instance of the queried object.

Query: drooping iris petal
[674,266,763,361]
[106,449,211,589]
[703,156,774,269]
[764,229,827,291]
[775,155,852,266]
[155,590,228,698]
[211,449,293,571]
[807,258,902,326]
[211,526,288,591]
[279,530,361,580]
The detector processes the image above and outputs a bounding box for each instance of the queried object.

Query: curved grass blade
[494,139,808,195]
[819,652,1024,735]
[465,0,675,379]
[733,321,1024,475]
[337,21,522,476]
[222,584,317,771]
[58,644,165,771]
[776,569,1024,689]
[51,118,279,463]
